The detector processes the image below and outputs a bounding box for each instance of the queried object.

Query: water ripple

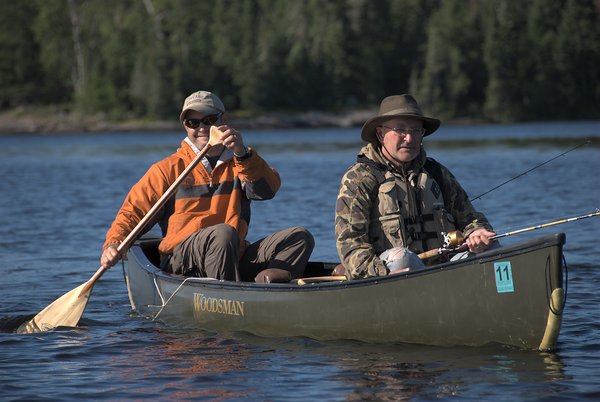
[1,124,600,401]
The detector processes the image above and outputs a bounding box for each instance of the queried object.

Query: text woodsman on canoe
[193,293,246,317]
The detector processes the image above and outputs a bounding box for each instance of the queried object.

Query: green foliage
[31,0,73,104]
[482,0,532,122]
[0,1,43,107]
[1,0,599,122]
[414,0,485,119]
[553,0,600,118]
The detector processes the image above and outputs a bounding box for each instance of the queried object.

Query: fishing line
[470,139,591,202]
[490,209,600,240]
[492,211,576,234]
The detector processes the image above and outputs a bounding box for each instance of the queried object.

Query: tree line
[1,0,599,123]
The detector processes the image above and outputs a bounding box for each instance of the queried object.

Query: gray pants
[162,224,314,282]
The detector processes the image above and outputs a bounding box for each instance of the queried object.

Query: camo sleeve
[438,165,493,237]
[335,165,388,279]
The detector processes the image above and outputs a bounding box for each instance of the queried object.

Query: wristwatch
[234,146,251,161]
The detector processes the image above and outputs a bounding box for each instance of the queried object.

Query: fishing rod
[470,139,591,202]
[419,209,600,260]
[490,209,600,240]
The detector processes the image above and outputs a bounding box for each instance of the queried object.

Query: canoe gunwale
[129,232,566,292]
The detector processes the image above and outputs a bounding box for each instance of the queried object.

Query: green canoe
[124,233,566,350]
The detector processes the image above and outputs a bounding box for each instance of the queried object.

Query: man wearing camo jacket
[335,94,495,279]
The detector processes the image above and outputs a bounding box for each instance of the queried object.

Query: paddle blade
[16,283,92,334]
[208,125,223,146]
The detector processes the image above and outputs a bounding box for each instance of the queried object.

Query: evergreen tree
[553,0,600,118]
[31,0,74,105]
[163,0,217,116]
[387,0,435,100]
[1,0,598,121]
[0,1,43,107]
[211,0,248,109]
[415,0,485,119]
[73,1,139,117]
[343,0,390,105]
[128,0,172,118]
[524,0,564,119]
[276,0,351,110]
[482,0,530,122]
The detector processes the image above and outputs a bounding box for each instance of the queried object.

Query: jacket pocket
[377,181,400,214]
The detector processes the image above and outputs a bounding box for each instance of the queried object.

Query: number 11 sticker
[494,262,514,293]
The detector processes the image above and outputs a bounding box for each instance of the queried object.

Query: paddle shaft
[79,142,214,296]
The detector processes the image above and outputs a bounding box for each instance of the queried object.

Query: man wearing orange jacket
[100,90,314,281]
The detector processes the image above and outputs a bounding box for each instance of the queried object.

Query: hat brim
[361,114,440,142]
[179,105,223,123]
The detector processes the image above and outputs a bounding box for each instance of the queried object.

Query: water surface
[1,121,599,400]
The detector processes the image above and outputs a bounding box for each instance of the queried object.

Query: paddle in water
[17,126,223,334]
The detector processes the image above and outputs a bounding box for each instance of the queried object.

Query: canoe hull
[125,233,566,350]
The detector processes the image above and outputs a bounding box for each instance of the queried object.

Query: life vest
[358,156,457,259]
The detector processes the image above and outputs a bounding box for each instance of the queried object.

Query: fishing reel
[441,230,465,249]
[419,230,466,260]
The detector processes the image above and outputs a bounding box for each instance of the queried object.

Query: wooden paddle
[17,126,222,334]
[296,275,347,285]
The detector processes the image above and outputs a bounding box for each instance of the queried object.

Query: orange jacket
[104,139,281,255]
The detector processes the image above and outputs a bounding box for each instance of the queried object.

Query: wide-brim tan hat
[361,94,440,142]
[179,90,226,122]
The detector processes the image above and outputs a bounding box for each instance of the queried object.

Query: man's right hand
[100,244,120,269]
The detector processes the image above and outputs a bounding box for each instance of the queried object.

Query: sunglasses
[184,113,222,129]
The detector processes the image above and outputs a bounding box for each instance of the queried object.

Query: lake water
[1,121,599,401]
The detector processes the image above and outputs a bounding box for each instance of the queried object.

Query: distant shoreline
[8,109,594,136]
[0,107,502,135]
[0,108,381,135]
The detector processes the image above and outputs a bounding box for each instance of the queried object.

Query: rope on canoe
[150,275,194,321]
[149,274,217,321]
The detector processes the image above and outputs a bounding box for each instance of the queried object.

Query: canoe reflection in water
[328,343,565,400]
[112,329,250,399]
[106,329,566,400]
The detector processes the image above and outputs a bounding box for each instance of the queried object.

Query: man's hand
[100,244,121,269]
[465,229,496,253]
[217,125,247,157]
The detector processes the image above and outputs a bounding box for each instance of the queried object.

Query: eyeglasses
[184,113,222,129]
[379,125,426,138]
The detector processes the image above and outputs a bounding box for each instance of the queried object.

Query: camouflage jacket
[335,143,492,279]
